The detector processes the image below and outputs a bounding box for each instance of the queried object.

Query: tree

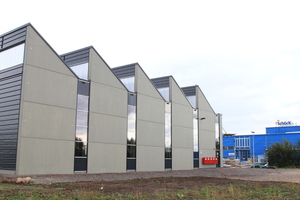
[267,139,300,168]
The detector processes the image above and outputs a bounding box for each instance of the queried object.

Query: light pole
[251,131,255,167]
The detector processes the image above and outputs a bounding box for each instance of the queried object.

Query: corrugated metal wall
[151,76,170,88]
[0,27,26,49]
[181,86,196,96]
[112,64,135,78]
[0,25,26,170]
[0,65,23,170]
[60,48,89,67]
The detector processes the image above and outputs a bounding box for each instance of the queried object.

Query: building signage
[275,120,293,126]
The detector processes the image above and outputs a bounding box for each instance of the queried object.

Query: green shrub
[267,139,300,168]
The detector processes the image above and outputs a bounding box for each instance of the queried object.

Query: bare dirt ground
[1,168,300,198]
[1,167,300,184]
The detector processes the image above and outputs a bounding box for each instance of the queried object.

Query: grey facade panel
[181,86,196,96]
[151,77,170,88]
[0,27,26,49]
[0,65,23,79]
[60,48,89,66]
[0,65,22,170]
[0,130,18,139]
[0,110,19,118]
[0,77,22,88]
[0,95,21,104]
[0,91,21,99]
[112,64,135,78]
[0,115,19,124]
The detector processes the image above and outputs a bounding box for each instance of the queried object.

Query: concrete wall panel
[199,110,215,133]
[89,113,127,144]
[172,148,193,170]
[137,94,165,123]
[196,87,215,113]
[172,103,193,128]
[170,78,190,106]
[196,87,216,168]
[90,82,127,117]
[172,126,193,149]
[20,102,76,141]
[136,146,164,171]
[199,130,216,150]
[136,66,162,99]
[89,49,125,89]
[17,138,74,175]
[25,26,75,76]
[136,120,164,147]
[88,142,126,173]
[22,65,77,109]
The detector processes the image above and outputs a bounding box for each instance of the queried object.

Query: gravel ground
[2,167,300,184]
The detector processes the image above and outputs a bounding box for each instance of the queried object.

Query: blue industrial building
[223,124,300,163]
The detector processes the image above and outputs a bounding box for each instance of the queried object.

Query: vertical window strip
[74,81,90,172]
[193,109,199,168]
[127,93,137,170]
[165,102,172,169]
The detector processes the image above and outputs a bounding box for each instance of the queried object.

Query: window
[75,126,88,142]
[0,43,25,70]
[77,95,89,111]
[127,145,136,158]
[70,63,88,80]
[165,102,172,169]
[158,87,169,101]
[74,81,90,172]
[187,95,196,108]
[127,93,137,170]
[75,141,87,156]
[193,109,199,168]
[121,76,135,92]
[235,137,250,148]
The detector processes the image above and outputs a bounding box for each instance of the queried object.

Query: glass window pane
[165,113,171,125]
[77,95,89,111]
[165,103,171,113]
[165,147,172,158]
[128,93,137,106]
[71,63,88,80]
[75,141,87,156]
[128,119,136,133]
[158,87,169,101]
[127,132,136,144]
[193,109,198,118]
[128,105,136,120]
[193,119,198,128]
[0,43,24,70]
[165,124,171,136]
[76,126,88,142]
[78,81,90,96]
[127,145,136,158]
[121,76,135,92]
[194,129,198,152]
[165,132,171,148]
[76,111,88,126]
[187,95,196,108]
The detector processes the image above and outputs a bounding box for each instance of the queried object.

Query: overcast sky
[2,0,300,135]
